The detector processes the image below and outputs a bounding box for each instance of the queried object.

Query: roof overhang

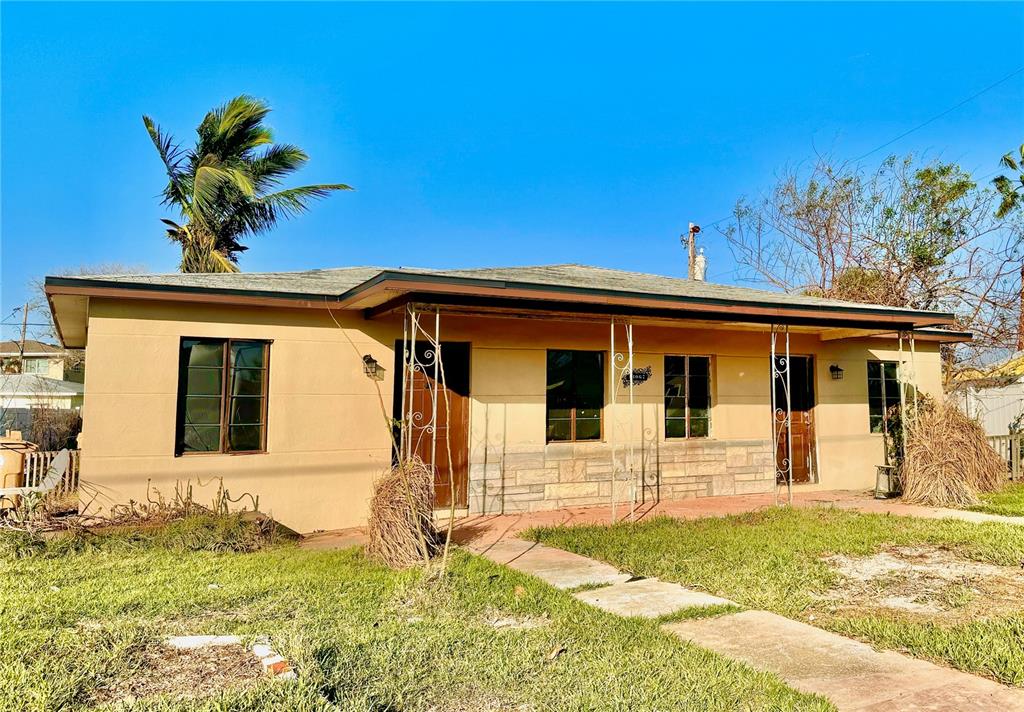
[45,270,960,348]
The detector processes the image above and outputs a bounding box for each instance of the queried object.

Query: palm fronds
[144,95,350,273]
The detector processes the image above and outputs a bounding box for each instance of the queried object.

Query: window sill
[175,450,268,458]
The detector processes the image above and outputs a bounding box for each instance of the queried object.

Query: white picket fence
[987,435,1022,481]
[23,449,81,498]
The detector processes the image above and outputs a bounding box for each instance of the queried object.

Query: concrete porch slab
[475,538,631,589]
[573,577,734,617]
[665,610,1024,711]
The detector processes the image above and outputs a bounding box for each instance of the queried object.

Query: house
[0,374,84,410]
[44,264,968,533]
[952,352,1024,436]
[0,340,85,433]
[0,339,81,381]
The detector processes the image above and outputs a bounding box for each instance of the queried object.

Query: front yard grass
[0,529,830,711]
[970,482,1024,517]
[528,506,1024,686]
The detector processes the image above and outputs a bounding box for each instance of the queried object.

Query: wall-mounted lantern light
[829,364,844,381]
[362,354,383,379]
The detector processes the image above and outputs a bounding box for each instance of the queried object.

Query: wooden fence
[987,435,1022,481]
[23,449,81,498]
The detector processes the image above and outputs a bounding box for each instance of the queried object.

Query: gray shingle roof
[0,340,63,356]
[52,263,948,316]
[0,374,83,396]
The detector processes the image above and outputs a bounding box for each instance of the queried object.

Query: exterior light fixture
[362,354,382,379]
[829,364,844,380]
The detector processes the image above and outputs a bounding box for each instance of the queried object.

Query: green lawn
[528,506,1024,686]
[0,526,829,711]
[970,482,1024,517]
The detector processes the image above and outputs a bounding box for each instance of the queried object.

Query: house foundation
[468,438,775,514]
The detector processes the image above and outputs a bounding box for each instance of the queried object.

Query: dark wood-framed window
[867,360,900,434]
[175,338,270,455]
[546,350,604,442]
[665,355,711,438]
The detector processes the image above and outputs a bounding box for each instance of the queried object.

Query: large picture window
[665,355,711,438]
[546,350,604,442]
[868,360,900,434]
[176,338,270,455]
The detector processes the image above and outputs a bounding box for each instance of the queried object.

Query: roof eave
[44,271,958,332]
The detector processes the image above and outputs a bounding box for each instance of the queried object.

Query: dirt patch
[90,641,264,705]
[485,610,550,631]
[821,545,1024,620]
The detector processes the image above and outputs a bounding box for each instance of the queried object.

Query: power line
[856,65,1024,162]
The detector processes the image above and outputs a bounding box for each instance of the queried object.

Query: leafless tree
[27,263,148,372]
[720,154,1022,378]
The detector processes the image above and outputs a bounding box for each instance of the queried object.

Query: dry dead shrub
[366,459,441,568]
[29,406,82,451]
[901,400,1006,507]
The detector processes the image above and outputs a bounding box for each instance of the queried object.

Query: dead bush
[0,477,290,556]
[28,406,82,451]
[366,459,441,568]
[901,400,1006,507]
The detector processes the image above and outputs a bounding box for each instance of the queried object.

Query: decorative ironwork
[621,365,653,388]
[770,324,794,505]
[897,330,918,424]
[610,320,639,521]
[400,305,443,469]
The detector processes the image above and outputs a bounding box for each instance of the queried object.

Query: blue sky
[2,2,1023,340]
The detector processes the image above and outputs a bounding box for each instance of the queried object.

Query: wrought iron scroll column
[770,324,794,506]
[401,304,442,473]
[610,319,638,522]
[897,330,918,426]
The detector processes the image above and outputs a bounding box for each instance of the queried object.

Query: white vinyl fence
[23,449,80,498]
[956,382,1024,436]
[987,435,1022,482]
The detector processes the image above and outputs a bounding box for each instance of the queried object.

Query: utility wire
[855,65,1024,162]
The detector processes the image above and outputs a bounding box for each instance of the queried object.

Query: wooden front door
[396,342,470,508]
[773,355,816,484]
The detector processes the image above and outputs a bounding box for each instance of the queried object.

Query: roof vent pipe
[694,247,707,281]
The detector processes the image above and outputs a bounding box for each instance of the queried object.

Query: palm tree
[993,144,1024,218]
[144,95,351,272]
[993,144,1024,351]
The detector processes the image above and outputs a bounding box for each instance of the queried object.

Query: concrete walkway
[799,491,1024,527]
[474,538,1024,711]
[668,611,1024,711]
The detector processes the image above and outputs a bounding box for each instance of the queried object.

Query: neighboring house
[952,352,1024,436]
[45,264,967,533]
[0,339,84,384]
[0,373,85,409]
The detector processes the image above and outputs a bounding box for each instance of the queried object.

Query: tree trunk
[1018,261,1024,353]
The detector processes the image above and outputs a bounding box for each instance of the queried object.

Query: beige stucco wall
[78,298,943,532]
[79,299,398,533]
